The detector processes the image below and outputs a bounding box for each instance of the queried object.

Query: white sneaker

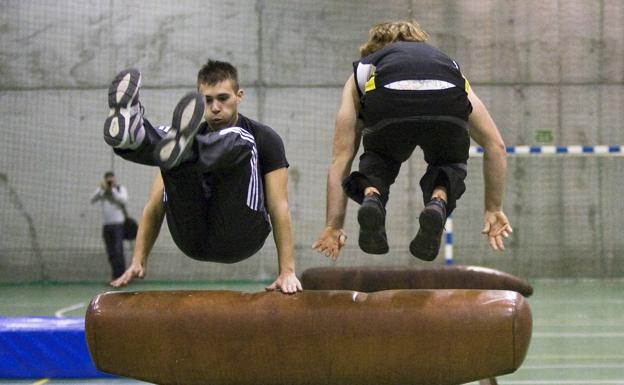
[154,92,205,169]
[103,68,144,149]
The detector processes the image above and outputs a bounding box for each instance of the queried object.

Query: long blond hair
[359,20,429,58]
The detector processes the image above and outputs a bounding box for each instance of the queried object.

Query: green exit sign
[535,130,553,143]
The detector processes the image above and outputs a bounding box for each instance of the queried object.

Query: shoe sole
[419,206,445,234]
[155,92,205,169]
[409,207,445,261]
[104,69,141,147]
[357,203,389,254]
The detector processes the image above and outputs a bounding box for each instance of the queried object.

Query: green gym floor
[1,279,623,385]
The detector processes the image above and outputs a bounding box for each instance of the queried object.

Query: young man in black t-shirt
[102,60,301,293]
[313,20,512,261]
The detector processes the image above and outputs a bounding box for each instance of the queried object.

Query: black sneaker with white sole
[409,198,447,261]
[103,68,144,149]
[154,92,205,170]
[357,194,389,254]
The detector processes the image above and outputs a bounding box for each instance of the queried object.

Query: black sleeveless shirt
[353,41,468,97]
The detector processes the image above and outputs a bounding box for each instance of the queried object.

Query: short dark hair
[104,171,115,178]
[197,59,239,91]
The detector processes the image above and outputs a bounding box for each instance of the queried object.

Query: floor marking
[528,353,624,360]
[531,299,624,304]
[32,379,49,385]
[501,381,624,385]
[533,332,624,338]
[54,302,85,318]
[524,363,624,370]
[536,321,624,327]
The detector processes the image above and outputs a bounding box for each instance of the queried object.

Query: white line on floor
[523,363,624,369]
[531,299,624,304]
[534,332,624,338]
[501,381,624,385]
[54,302,85,318]
[528,353,624,360]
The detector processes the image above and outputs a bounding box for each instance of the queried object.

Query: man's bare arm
[263,167,302,294]
[467,88,512,251]
[312,75,362,260]
[326,74,362,229]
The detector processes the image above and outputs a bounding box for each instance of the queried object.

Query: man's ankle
[364,187,380,197]
[430,196,446,204]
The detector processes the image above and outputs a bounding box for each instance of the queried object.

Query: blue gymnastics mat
[0,317,111,378]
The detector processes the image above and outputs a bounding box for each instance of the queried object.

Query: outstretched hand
[265,271,302,294]
[110,261,146,288]
[482,210,513,251]
[312,226,347,261]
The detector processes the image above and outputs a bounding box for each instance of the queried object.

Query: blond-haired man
[314,20,512,261]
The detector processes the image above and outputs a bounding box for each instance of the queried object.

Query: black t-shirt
[166,114,288,262]
[235,114,289,175]
[196,114,289,174]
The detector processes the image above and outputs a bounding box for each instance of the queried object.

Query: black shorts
[360,86,472,133]
[343,86,473,213]
[162,129,272,263]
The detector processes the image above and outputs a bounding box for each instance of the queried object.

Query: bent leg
[103,68,172,166]
[343,123,418,206]
[418,122,470,215]
[344,127,418,254]
[114,118,168,166]
[194,127,258,173]
[161,127,271,262]
[342,149,402,206]
[160,166,212,260]
[196,127,271,259]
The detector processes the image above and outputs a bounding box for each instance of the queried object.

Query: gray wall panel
[110,1,259,87]
[471,85,560,145]
[603,0,624,82]
[559,1,602,83]
[599,86,624,143]
[0,0,259,89]
[427,1,561,84]
[260,0,413,86]
[560,86,600,144]
[0,0,112,88]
